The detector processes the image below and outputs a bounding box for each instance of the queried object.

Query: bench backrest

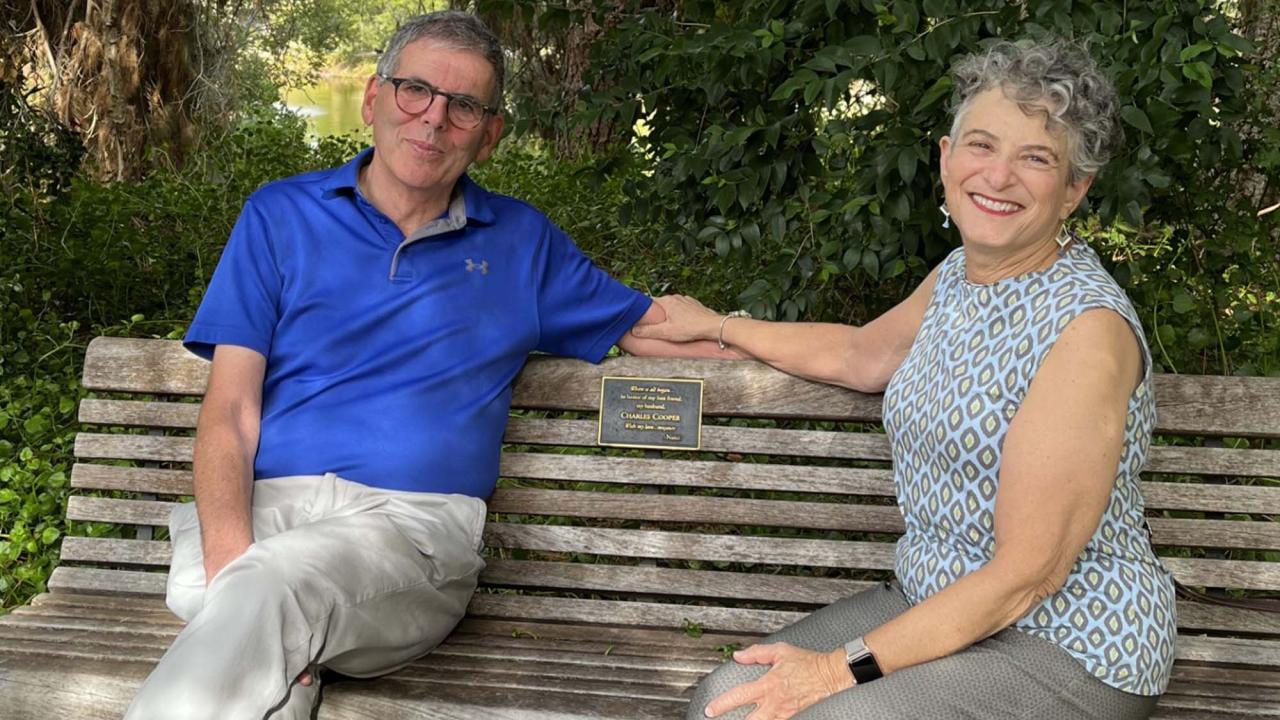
[63,338,1280,656]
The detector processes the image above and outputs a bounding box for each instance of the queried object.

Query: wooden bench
[1,336,1278,719]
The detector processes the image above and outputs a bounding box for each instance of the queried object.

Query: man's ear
[360,75,380,126]
[475,112,505,163]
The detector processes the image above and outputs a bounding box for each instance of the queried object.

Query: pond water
[282,76,372,140]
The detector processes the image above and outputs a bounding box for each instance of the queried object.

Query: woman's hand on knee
[703,642,853,719]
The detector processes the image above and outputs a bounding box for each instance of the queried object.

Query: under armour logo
[465,258,488,275]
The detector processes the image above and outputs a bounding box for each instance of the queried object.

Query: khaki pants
[124,473,487,720]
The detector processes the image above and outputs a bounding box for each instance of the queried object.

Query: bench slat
[0,649,688,719]
[508,418,1280,477]
[1154,375,1280,439]
[77,404,1280,481]
[510,457,1280,514]
[1171,602,1280,636]
[65,454,1280,524]
[71,463,192,495]
[81,338,1280,436]
[491,488,904,533]
[75,433,193,463]
[65,496,175,526]
[82,337,210,396]
[1161,556,1280,591]
[1178,635,1280,669]
[483,523,898,569]
[479,559,873,604]
[508,418,895,460]
[1140,482,1280,515]
[72,406,1280,481]
[47,566,166,596]
[492,488,1280,550]
[79,398,200,429]
[1154,693,1280,716]
[60,538,172,566]
[1170,664,1280,691]
[60,490,1280,587]
[468,595,1280,668]
[506,452,890,494]
[68,440,1280,518]
[469,593,804,635]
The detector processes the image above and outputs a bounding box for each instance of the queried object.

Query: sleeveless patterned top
[882,242,1176,696]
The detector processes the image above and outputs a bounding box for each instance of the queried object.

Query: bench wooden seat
[1,336,1277,718]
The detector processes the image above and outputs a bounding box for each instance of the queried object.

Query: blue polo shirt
[184,148,650,497]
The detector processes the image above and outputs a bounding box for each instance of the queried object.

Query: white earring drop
[940,203,951,229]
[1056,226,1072,257]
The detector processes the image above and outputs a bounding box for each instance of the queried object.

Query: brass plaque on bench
[597,376,703,451]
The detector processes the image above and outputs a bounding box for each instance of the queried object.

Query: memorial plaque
[597,376,703,451]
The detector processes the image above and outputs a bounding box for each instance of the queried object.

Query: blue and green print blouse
[883,242,1176,696]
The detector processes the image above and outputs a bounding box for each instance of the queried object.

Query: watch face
[849,653,884,684]
[844,637,883,683]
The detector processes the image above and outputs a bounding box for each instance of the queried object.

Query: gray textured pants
[124,473,487,720]
[686,583,1159,720]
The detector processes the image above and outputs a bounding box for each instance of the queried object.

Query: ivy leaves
[575,0,1267,331]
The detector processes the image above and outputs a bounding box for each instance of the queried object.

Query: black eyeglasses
[378,74,496,130]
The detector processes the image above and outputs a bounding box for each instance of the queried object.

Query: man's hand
[201,540,252,586]
[704,643,853,719]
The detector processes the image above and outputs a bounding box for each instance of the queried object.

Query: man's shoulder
[463,175,555,227]
[246,163,347,207]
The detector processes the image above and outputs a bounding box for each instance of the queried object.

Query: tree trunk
[469,0,633,159]
[18,0,202,180]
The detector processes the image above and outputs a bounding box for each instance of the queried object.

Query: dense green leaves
[565,0,1277,356]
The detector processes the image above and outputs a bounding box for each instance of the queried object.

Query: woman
[630,40,1176,720]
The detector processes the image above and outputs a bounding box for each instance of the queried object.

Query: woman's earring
[1056,225,1072,257]
[939,203,951,229]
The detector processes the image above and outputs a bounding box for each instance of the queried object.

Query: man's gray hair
[377,11,506,107]
[948,39,1122,184]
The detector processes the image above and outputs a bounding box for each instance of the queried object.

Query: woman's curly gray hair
[949,40,1122,184]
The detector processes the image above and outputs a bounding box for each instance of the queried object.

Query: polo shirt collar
[320,147,370,196]
[320,147,497,227]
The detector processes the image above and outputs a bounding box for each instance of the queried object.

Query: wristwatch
[843,636,883,684]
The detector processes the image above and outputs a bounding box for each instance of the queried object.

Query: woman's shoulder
[929,245,968,291]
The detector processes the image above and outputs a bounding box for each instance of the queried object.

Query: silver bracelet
[717,310,750,350]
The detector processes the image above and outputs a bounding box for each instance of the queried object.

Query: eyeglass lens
[394,80,486,129]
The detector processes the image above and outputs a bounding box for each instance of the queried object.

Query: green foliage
[571,0,1278,373]
[472,140,741,310]
[328,0,449,64]
[0,277,82,608]
[9,107,357,333]
[0,79,85,200]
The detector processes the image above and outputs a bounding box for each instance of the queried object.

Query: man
[124,11,726,719]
